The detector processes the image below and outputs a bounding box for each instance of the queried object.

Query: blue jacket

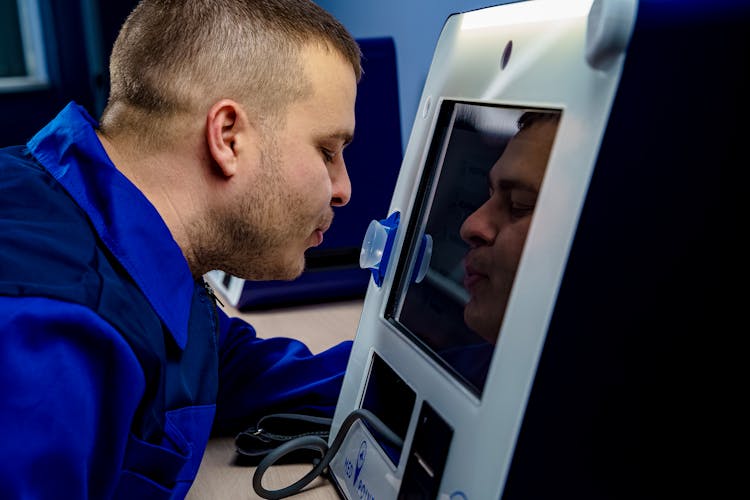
[0,103,352,498]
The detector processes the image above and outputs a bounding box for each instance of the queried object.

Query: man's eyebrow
[321,130,354,146]
[490,176,538,193]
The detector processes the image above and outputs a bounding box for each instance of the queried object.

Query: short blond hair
[100,0,361,145]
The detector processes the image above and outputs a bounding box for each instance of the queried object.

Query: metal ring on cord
[252,408,403,499]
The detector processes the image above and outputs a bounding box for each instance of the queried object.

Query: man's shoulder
[0,167,160,348]
[0,144,29,158]
[0,145,42,178]
[1,144,59,195]
[0,149,101,302]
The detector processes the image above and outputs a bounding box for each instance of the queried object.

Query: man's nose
[330,159,351,207]
[460,203,496,247]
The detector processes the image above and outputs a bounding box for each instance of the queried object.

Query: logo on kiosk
[354,440,367,485]
[343,439,374,499]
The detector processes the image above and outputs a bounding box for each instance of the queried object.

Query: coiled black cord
[252,408,402,499]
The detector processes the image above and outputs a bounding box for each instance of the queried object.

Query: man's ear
[205,99,249,178]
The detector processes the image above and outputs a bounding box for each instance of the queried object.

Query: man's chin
[280,263,305,281]
[464,304,502,343]
[262,262,304,281]
[229,256,305,282]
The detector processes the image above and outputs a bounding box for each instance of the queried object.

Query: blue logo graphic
[450,492,468,500]
[353,440,367,486]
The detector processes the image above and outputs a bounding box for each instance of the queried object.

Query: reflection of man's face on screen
[460,113,558,342]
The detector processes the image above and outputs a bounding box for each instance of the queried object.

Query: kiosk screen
[386,101,561,395]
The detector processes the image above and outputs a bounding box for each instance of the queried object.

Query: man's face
[221,45,356,280]
[459,117,557,342]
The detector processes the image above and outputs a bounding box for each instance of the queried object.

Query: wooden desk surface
[186,299,364,500]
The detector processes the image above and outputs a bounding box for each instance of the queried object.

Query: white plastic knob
[360,219,389,270]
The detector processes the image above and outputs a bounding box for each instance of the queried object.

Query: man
[0,0,360,497]
[460,111,560,342]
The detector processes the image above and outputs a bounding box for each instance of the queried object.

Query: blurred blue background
[316,1,509,151]
[0,0,137,146]
[0,0,507,149]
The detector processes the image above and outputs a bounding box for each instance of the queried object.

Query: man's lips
[311,229,324,247]
[310,217,332,248]
[463,262,488,292]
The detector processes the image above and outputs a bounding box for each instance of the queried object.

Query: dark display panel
[387,101,561,395]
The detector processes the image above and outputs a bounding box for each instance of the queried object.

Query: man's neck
[95,130,203,276]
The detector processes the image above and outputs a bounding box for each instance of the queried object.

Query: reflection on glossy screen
[391,102,561,395]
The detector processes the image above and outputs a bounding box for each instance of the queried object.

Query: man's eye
[321,148,334,163]
[510,203,535,219]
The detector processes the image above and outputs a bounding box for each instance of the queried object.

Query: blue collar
[27,102,194,350]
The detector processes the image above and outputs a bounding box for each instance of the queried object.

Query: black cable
[252,408,403,499]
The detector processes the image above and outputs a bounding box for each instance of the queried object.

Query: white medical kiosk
[323,0,736,497]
